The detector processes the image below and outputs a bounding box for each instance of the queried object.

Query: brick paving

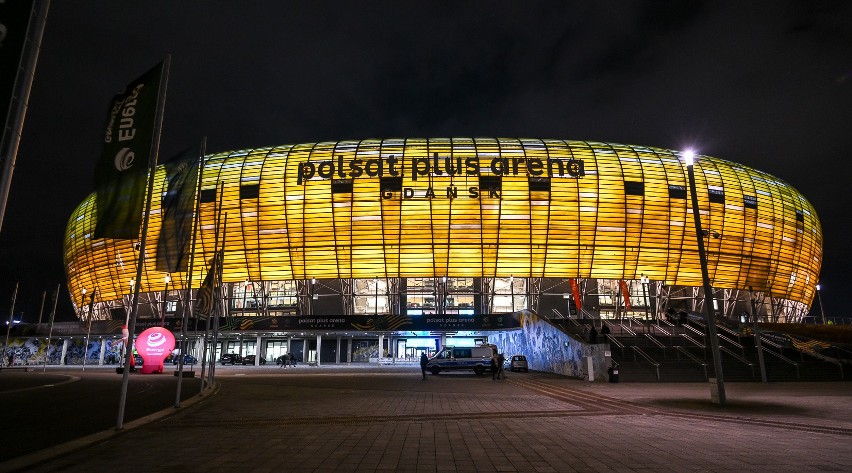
[6,365,852,472]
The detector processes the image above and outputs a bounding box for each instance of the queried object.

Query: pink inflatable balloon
[135,327,176,374]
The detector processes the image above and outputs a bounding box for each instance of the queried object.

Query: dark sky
[1,1,850,322]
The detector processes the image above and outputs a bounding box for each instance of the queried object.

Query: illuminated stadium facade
[63,138,822,362]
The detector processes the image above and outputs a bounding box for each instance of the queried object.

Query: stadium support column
[316,334,322,366]
[683,150,727,406]
[378,334,384,365]
[336,336,341,364]
[256,335,262,366]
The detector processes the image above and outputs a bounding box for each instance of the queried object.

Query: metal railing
[760,347,801,379]
[674,346,708,379]
[607,334,626,357]
[719,346,755,379]
[631,346,661,381]
[717,333,745,356]
[644,333,667,350]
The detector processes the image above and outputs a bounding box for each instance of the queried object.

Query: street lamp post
[640,275,650,321]
[816,284,826,324]
[683,150,727,406]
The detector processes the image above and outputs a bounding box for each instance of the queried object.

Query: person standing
[420,352,429,380]
[589,326,598,344]
[290,352,296,367]
[497,353,505,380]
[491,354,499,380]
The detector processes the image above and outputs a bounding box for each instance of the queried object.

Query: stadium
[60,138,822,365]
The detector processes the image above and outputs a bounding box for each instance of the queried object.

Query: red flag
[569,278,582,313]
[619,280,632,311]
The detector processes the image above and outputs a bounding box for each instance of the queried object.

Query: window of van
[453,348,472,358]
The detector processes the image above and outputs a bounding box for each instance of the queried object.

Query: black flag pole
[116,54,171,430]
[175,137,206,407]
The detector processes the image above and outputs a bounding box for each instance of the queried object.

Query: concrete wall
[489,311,610,381]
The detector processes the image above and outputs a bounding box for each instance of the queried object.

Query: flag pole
[175,137,206,407]
[4,283,19,366]
[82,288,96,371]
[0,0,50,234]
[117,54,171,430]
[42,284,59,372]
[207,185,225,389]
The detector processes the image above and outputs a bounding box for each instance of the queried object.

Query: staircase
[603,319,849,383]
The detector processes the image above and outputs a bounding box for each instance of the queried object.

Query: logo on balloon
[135,327,175,374]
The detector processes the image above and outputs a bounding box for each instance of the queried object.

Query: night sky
[1,1,850,322]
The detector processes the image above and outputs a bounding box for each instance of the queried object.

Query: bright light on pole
[683,149,727,406]
[815,284,826,324]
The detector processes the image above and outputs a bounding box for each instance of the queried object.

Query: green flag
[93,61,164,239]
[194,250,222,318]
[155,146,199,272]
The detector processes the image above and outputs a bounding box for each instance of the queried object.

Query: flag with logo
[194,251,222,318]
[568,278,582,313]
[619,279,632,311]
[155,146,200,272]
[93,61,165,239]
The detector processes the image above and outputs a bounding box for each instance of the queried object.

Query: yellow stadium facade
[65,138,822,332]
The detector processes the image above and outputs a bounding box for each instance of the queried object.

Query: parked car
[220,353,242,365]
[173,354,198,365]
[509,355,528,372]
[241,355,266,365]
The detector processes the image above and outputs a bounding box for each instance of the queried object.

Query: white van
[425,345,497,375]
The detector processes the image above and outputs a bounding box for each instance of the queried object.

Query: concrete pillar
[346,338,352,363]
[316,334,322,366]
[378,334,384,365]
[302,339,307,364]
[60,339,69,365]
[256,335,262,365]
[335,336,341,364]
[98,338,106,365]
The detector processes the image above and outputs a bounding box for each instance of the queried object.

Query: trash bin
[607,367,619,383]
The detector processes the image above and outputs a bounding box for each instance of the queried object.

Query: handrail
[644,333,667,349]
[674,346,708,379]
[680,333,705,349]
[717,333,745,356]
[719,346,755,379]
[607,334,626,357]
[716,323,741,339]
[756,336,785,350]
[652,324,672,336]
[551,308,567,319]
[761,347,801,379]
[684,323,704,338]
[631,346,661,381]
[619,323,637,336]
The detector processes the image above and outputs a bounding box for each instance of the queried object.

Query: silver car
[509,355,528,372]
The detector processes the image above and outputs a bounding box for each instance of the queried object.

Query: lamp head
[816,284,821,291]
[683,150,695,166]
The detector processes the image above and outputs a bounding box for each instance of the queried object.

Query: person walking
[497,353,505,380]
[600,323,611,341]
[289,353,296,367]
[589,326,598,344]
[491,354,499,380]
[420,352,429,380]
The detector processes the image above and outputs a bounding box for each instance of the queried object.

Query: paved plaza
[2,365,851,472]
